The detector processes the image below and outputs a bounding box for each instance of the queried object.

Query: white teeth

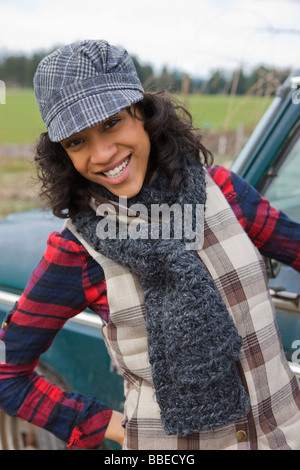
[103,157,130,178]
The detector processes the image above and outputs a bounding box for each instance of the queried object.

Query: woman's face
[61,107,151,198]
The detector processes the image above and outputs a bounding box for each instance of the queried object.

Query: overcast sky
[0,0,299,77]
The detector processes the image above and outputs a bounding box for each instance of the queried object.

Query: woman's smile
[61,108,151,198]
[96,154,132,182]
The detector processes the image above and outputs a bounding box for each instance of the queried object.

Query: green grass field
[0,88,272,145]
[0,89,46,145]
[183,94,272,132]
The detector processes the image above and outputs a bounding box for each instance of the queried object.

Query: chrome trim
[0,290,299,376]
[0,290,19,306]
[70,311,104,328]
[0,289,103,329]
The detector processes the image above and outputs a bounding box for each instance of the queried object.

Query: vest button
[236,430,247,442]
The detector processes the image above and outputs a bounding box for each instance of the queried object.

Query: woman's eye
[66,138,84,148]
[104,118,121,130]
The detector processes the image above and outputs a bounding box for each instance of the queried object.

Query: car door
[257,121,300,377]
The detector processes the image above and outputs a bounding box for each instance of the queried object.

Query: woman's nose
[90,137,118,164]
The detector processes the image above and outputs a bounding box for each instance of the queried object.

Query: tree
[131,56,154,87]
[0,49,51,87]
[205,70,227,94]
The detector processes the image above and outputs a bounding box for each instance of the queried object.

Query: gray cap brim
[48,87,144,142]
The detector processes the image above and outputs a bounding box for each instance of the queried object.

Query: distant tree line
[0,47,291,96]
[0,50,48,88]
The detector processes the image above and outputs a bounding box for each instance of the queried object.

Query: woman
[0,40,300,450]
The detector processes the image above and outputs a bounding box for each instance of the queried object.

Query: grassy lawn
[184,94,272,132]
[0,88,272,145]
[0,88,46,145]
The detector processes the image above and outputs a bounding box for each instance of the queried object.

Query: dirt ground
[0,152,40,219]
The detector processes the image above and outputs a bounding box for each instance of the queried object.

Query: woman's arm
[104,409,125,447]
[0,228,113,449]
[208,165,300,272]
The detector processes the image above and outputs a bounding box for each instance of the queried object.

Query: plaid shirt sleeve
[208,165,300,272]
[0,228,112,449]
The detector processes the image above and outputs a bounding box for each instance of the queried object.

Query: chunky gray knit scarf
[72,159,250,435]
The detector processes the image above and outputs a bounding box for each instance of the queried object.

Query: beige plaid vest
[66,172,300,450]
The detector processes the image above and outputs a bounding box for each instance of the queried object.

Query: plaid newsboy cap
[33,40,144,142]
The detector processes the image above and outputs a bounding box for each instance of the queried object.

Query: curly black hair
[35,92,213,218]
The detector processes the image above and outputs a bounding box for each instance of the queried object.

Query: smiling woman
[60,108,151,199]
[35,90,211,218]
[1,39,300,451]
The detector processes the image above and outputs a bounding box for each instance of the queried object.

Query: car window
[263,130,300,223]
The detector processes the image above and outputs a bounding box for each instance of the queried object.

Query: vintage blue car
[0,72,300,449]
